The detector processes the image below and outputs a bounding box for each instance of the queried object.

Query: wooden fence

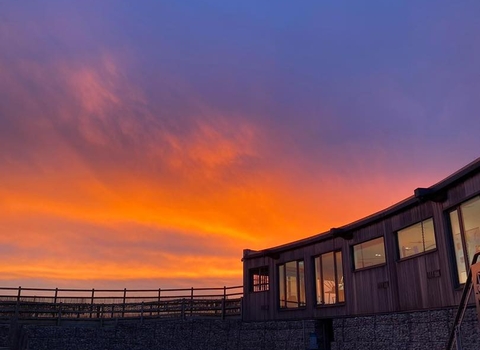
[0,286,243,323]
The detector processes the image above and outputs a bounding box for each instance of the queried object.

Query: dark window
[278,260,305,308]
[315,251,344,305]
[353,237,386,270]
[250,266,269,292]
[449,196,480,284]
[397,218,436,259]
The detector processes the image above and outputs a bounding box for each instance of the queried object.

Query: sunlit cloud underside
[1,1,480,289]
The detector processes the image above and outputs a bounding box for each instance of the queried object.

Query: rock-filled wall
[19,319,317,350]
[3,306,479,350]
[0,323,10,348]
[331,307,480,350]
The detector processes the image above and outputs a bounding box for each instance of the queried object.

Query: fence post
[57,302,62,326]
[54,288,58,306]
[190,287,194,317]
[90,288,95,318]
[158,288,161,316]
[222,286,226,320]
[240,293,243,321]
[181,298,186,320]
[141,302,144,324]
[122,288,127,318]
[17,286,22,302]
[15,286,21,319]
[100,304,104,327]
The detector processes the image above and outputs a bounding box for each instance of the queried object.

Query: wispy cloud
[1,0,480,289]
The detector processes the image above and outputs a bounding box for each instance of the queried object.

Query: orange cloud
[0,256,241,282]
[0,38,444,291]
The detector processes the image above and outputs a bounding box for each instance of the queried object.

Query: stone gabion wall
[8,307,480,350]
[20,319,317,350]
[331,307,480,350]
[0,323,10,348]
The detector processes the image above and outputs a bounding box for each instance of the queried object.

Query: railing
[0,285,243,323]
[446,252,480,350]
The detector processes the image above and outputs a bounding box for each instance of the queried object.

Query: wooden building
[242,157,480,322]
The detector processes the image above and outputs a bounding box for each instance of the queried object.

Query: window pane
[398,222,423,258]
[279,261,306,308]
[279,265,286,308]
[461,196,480,266]
[423,219,436,252]
[336,251,345,303]
[315,257,322,304]
[315,252,344,305]
[298,261,306,306]
[251,267,269,292]
[321,252,335,304]
[397,218,436,259]
[450,210,467,284]
[354,237,386,269]
[285,261,298,308]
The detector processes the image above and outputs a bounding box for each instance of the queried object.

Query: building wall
[4,307,479,350]
[6,319,317,350]
[331,307,480,350]
[243,163,480,322]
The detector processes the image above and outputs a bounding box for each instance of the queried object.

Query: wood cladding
[377,281,389,289]
[243,158,480,321]
[427,269,441,279]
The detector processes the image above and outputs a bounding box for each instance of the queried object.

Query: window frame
[396,217,437,261]
[249,266,270,293]
[352,237,387,271]
[278,260,306,309]
[314,250,345,306]
[448,195,480,285]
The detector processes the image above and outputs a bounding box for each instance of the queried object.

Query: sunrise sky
[1,1,480,290]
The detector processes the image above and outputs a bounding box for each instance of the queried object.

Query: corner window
[353,237,386,270]
[250,266,269,292]
[278,260,305,308]
[397,218,436,259]
[449,196,480,284]
[315,251,344,305]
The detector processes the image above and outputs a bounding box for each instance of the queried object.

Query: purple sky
[1,1,479,289]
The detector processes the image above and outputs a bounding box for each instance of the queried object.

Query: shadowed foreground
[1,318,317,350]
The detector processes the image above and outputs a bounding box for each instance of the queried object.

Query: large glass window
[250,266,269,292]
[353,237,386,270]
[315,251,344,305]
[397,218,436,259]
[450,196,480,284]
[278,260,306,308]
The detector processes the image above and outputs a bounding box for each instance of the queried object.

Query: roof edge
[243,157,480,260]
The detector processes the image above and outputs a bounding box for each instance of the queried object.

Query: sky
[1,1,480,290]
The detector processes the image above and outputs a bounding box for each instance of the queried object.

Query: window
[278,260,306,308]
[315,251,344,305]
[353,237,386,270]
[250,267,269,292]
[397,218,436,259]
[449,196,480,284]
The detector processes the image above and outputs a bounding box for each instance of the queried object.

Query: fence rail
[0,285,243,322]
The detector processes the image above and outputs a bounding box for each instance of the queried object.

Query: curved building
[242,157,480,348]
